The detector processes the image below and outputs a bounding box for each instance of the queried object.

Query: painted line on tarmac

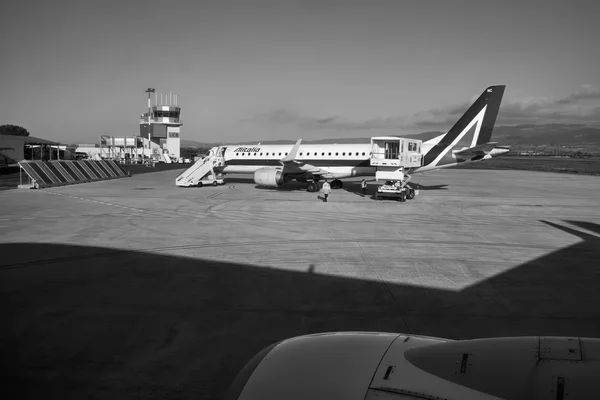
[41,190,213,222]
[0,212,135,222]
[42,190,146,213]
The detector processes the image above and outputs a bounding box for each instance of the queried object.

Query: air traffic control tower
[139,89,182,160]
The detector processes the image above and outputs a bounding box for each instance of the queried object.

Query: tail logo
[429,105,487,167]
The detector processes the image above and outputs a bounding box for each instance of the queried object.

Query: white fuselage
[221,141,441,179]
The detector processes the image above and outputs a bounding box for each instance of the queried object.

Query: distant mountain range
[181,124,600,148]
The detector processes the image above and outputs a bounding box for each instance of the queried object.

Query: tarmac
[1,168,599,399]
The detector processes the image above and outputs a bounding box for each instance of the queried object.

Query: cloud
[245,109,407,131]
[498,86,600,125]
[244,85,600,132]
[556,85,600,104]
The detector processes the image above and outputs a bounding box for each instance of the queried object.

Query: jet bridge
[175,147,225,187]
[370,136,422,181]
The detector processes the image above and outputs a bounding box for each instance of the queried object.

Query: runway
[1,168,599,399]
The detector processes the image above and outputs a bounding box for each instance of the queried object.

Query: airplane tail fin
[423,86,505,166]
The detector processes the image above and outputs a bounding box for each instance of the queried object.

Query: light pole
[145,88,155,158]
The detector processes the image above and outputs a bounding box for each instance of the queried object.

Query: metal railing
[139,117,182,124]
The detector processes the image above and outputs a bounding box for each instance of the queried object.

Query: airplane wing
[280,139,335,178]
[453,142,498,159]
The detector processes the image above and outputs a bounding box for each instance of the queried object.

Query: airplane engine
[253,167,293,187]
[227,333,600,400]
[226,332,401,400]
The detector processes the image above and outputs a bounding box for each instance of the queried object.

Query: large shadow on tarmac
[2,221,600,399]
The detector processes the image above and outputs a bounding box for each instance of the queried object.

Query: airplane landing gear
[331,179,343,189]
[307,182,319,192]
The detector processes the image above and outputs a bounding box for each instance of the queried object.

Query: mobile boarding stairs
[175,147,225,187]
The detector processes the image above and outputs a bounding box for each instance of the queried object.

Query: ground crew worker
[361,179,368,195]
[321,179,331,202]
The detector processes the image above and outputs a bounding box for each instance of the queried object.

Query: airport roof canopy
[23,136,60,145]
[0,134,59,146]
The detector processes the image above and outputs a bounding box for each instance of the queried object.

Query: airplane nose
[226,332,399,400]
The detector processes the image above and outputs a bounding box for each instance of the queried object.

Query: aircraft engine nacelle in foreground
[227,332,600,400]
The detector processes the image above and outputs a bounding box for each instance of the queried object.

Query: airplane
[227,332,600,399]
[206,85,509,192]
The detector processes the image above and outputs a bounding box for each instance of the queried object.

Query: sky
[1,0,599,144]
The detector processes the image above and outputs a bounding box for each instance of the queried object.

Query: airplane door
[400,140,404,163]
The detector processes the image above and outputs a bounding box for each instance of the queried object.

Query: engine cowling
[253,168,285,187]
[226,332,400,400]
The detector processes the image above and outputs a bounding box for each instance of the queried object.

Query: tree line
[0,124,30,137]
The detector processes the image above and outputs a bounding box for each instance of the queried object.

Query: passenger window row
[234,151,368,157]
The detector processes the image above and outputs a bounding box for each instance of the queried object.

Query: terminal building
[0,134,70,164]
